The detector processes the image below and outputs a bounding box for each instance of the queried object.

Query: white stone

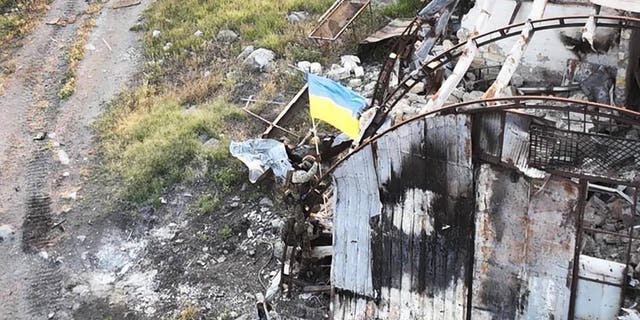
[237,45,255,60]
[326,67,350,80]
[353,66,365,78]
[57,149,70,165]
[243,48,275,72]
[309,62,322,74]
[340,55,361,73]
[152,30,161,38]
[297,61,311,72]
[348,78,362,88]
[194,30,203,37]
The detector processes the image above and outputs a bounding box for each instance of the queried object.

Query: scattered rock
[33,132,47,140]
[462,90,484,102]
[348,78,362,88]
[326,66,350,81]
[57,149,70,165]
[194,30,203,37]
[287,11,309,23]
[216,29,238,42]
[162,42,172,51]
[0,224,16,243]
[353,66,365,78]
[152,30,161,38]
[247,229,254,238]
[243,48,275,72]
[297,61,311,72]
[259,197,274,207]
[203,138,220,148]
[39,251,49,260]
[309,62,322,74]
[410,81,425,94]
[237,45,255,60]
[340,55,360,73]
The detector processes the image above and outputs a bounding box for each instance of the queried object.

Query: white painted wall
[460,0,621,82]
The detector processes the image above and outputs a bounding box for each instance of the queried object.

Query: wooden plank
[262,85,308,138]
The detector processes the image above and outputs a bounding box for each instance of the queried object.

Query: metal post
[568,179,588,319]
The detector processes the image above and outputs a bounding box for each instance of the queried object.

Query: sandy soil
[0,1,152,318]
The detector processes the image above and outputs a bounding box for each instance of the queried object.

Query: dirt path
[0,1,151,318]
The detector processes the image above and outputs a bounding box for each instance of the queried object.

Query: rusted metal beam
[328,96,640,182]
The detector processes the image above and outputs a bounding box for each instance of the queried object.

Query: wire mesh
[529,123,640,182]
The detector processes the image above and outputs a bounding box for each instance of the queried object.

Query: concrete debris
[297,61,311,72]
[326,64,350,81]
[242,48,275,73]
[259,197,274,207]
[620,308,640,320]
[152,30,161,38]
[309,62,322,74]
[216,29,238,43]
[340,55,361,73]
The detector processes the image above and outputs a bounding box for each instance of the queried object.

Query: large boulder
[243,48,275,72]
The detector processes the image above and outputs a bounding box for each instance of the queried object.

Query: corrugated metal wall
[333,114,474,319]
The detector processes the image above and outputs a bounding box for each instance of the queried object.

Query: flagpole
[310,116,323,178]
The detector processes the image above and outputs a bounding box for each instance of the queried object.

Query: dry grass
[58,1,103,99]
[0,0,51,48]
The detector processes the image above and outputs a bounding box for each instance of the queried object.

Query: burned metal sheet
[332,114,474,319]
[471,164,579,320]
[332,144,380,319]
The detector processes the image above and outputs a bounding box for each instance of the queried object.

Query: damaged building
[294,0,640,319]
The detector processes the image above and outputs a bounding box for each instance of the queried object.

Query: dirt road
[0,1,150,318]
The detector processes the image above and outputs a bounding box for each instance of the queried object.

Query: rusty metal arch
[327,95,640,184]
[366,15,640,139]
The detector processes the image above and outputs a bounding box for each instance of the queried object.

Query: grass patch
[174,304,198,320]
[58,1,102,99]
[0,0,51,49]
[99,87,246,203]
[195,194,221,215]
[382,0,426,18]
[217,225,232,240]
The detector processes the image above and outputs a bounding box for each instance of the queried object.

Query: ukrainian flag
[307,73,366,139]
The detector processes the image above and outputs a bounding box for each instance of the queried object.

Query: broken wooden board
[111,0,142,9]
[262,85,308,139]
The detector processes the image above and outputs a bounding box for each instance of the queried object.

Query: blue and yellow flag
[307,73,366,139]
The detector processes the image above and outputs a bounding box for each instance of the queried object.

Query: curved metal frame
[328,95,640,182]
[365,15,640,140]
